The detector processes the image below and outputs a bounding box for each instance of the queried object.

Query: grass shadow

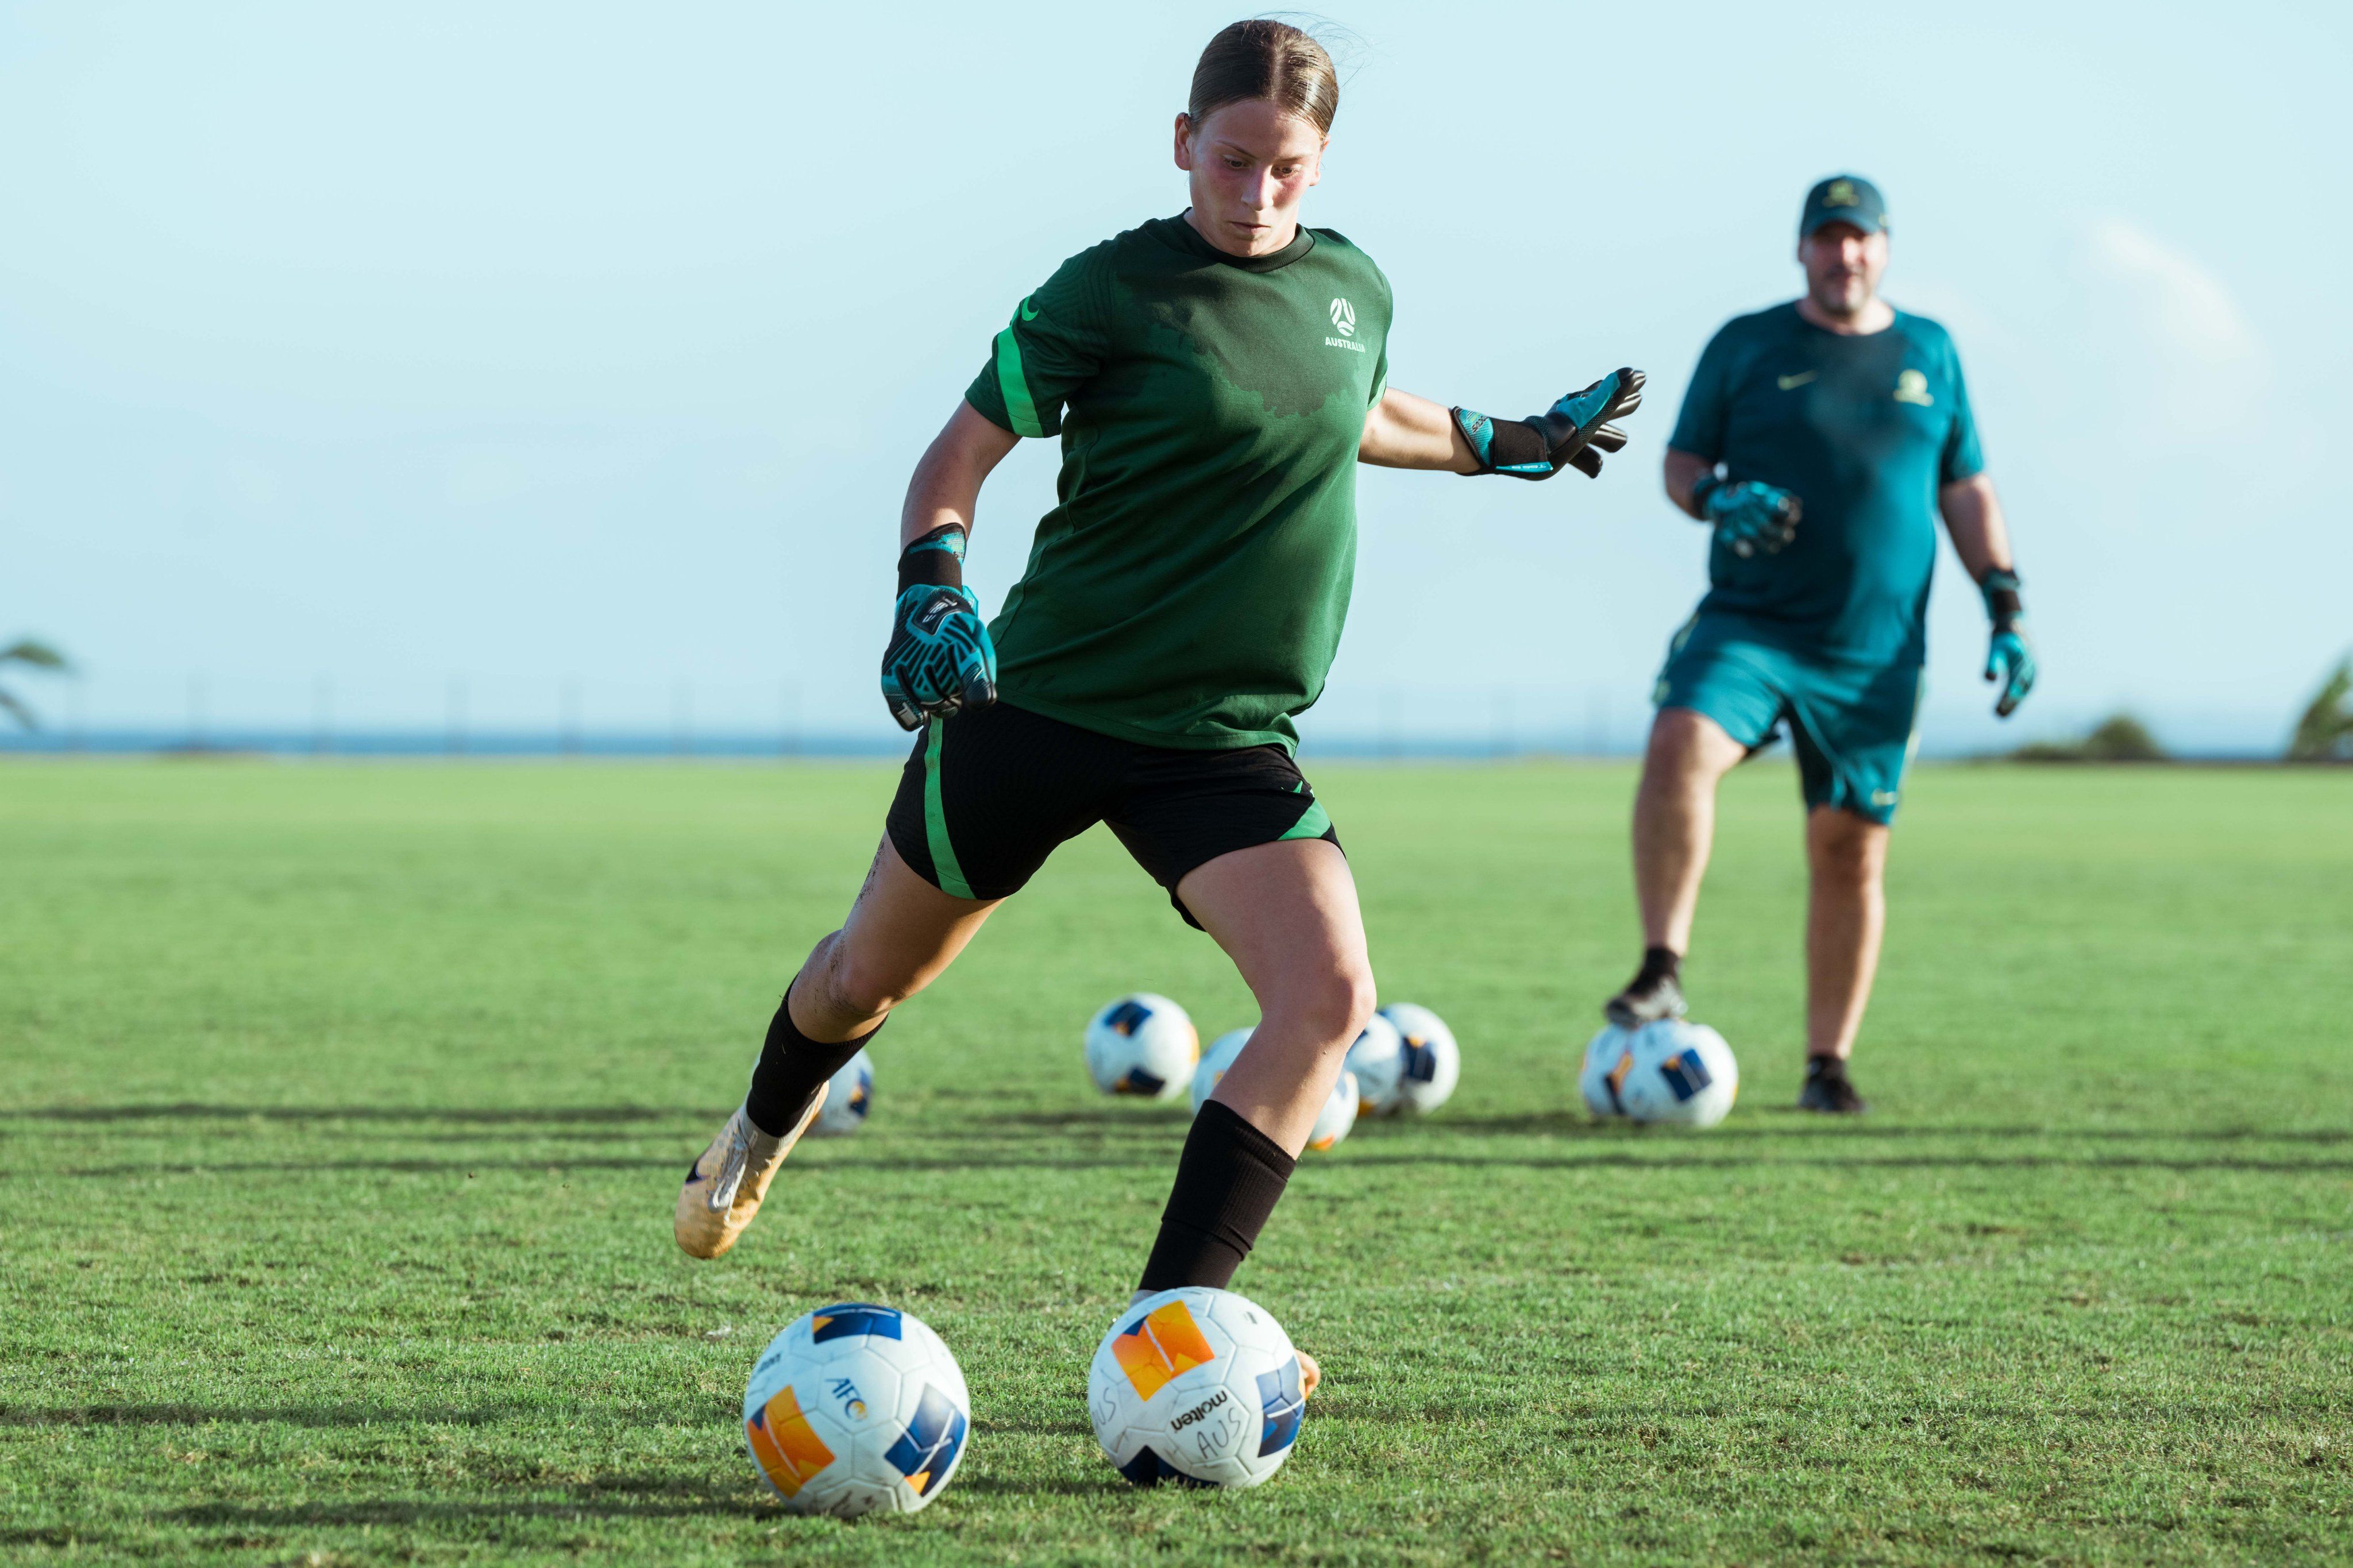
[1328,1149,2353,1175]
[1407,1113,2351,1144]
[157,1492,770,1528]
[1,1401,545,1430]
[3,1104,705,1126]
[951,1474,1124,1498]
[973,1416,1095,1440]
[37,1156,688,1180]
[0,1528,117,1548]
[40,1152,1163,1180]
[989,1109,1191,1131]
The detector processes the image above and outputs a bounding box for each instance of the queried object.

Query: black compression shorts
[884,702,1341,929]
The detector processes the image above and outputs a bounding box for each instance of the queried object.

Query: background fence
[0,669,2315,760]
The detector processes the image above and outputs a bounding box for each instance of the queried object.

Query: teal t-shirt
[963,215,1391,753]
[1669,302,1982,661]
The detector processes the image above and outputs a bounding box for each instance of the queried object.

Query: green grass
[2,759,2349,1566]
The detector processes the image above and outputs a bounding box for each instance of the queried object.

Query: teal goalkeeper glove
[1690,473,1802,557]
[1452,368,1645,480]
[1981,568,2036,718]
[880,526,997,731]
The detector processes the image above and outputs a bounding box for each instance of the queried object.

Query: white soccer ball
[742,1301,971,1517]
[1305,1069,1359,1152]
[1084,994,1199,1101]
[1340,1013,1406,1115]
[806,1048,874,1138]
[1615,1019,1739,1127]
[1379,1003,1460,1115]
[1187,1026,1253,1114]
[1189,1028,1355,1153]
[1087,1287,1308,1489]
[1578,1025,1635,1117]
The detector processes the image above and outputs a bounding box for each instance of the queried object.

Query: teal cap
[1800,175,1888,238]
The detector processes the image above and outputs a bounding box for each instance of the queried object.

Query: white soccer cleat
[674,1098,821,1261]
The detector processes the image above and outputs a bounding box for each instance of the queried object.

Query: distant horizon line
[0,726,2313,764]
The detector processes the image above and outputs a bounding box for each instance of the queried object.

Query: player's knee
[1808,813,1887,883]
[1642,712,1696,774]
[1336,963,1379,1042]
[1645,708,1737,790]
[812,931,927,1021]
[1270,958,1377,1049]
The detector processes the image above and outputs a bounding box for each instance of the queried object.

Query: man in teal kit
[1603,175,2038,1113]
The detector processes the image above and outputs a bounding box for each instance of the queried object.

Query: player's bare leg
[1798,806,1889,1113]
[1181,838,1374,1154]
[1608,707,1748,1026]
[790,838,1000,1040]
[677,839,1000,1258]
[1128,836,1376,1397]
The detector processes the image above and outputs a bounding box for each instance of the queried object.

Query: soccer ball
[1305,1069,1359,1151]
[742,1301,971,1517]
[1084,994,1199,1100]
[1588,1020,1738,1127]
[1578,1025,1635,1117]
[1187,1026,1253,1113]
[1378,1003,1460,1115]
[806,1048,873,1138]
[1087,1287,1307,1489]
[1618,1020,1737,1126]
[1340,1013,1406,1115]
[1191,1026,1356,1152]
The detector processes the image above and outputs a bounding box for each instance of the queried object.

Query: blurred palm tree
[2288,658,2352,762]
[2012,712,2167,763]
[0,638,70,729]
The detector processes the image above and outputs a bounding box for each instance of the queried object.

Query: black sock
[743,987,880,1137]
[1636,945,1681,987]
[1137,1100,1297,1293]
[1805,1053,1847,1082]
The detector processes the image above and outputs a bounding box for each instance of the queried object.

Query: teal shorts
[1652,614,1926,824]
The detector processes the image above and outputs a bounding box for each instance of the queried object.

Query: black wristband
[1687,470,1725,516]
[1981,568,2024,629]
[1452,406,1557,477]
[897,525,967,593]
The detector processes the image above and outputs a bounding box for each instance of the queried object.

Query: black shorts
[884,702,1340,928]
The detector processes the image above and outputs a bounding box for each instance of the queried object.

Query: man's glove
[1981,567,2035,719]
[1452,368,1645,481]
[1690,474,1802,557]
[880,525,997,731]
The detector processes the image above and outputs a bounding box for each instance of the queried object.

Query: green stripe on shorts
[1279,800,1332,841]
[923,719,975,899]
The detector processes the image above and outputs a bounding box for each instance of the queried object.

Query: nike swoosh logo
[1019,298,1039,322]
[1777,372,1817,391]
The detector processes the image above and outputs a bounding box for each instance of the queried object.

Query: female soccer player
[676,19,1642,1390]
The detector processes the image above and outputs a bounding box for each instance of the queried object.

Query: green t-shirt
[963,214,1392,752]
[1670,302,1982,662]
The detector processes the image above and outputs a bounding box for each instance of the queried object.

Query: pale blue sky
[4,2,2347,751]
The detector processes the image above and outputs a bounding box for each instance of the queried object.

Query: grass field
[3,758,2350,1566]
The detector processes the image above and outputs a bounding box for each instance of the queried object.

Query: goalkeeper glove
[1690,473,1802,558]
[880,525,998,731]
[1980,568,2036,719]
[1452,368,1645,481]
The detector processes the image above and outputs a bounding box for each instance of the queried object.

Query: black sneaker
[1603,968,1687,1029]
[1797,1058,1869,1114]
